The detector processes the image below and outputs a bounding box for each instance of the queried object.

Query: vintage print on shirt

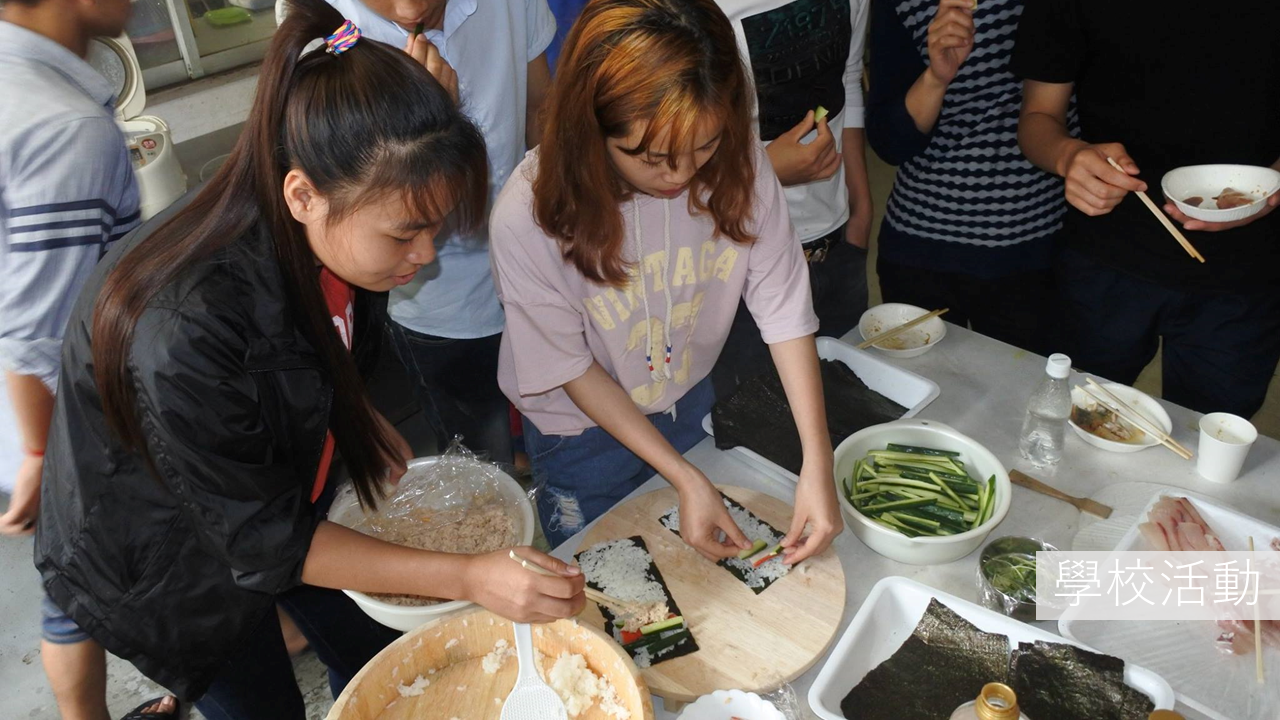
[581,232,741,410]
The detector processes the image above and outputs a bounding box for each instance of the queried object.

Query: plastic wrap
[330,438,530,553]
[759,681,802,720]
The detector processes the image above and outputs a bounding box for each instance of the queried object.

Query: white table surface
[551,324,1280,719]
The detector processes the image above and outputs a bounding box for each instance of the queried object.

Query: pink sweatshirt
[489,144,818,436]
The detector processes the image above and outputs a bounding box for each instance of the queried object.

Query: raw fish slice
[1178,521,1212,552]
[1139,522,1171,552]
[1155,515,1183,551]
[1175,497,1212,534]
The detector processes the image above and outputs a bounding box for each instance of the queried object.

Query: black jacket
[34,209,387,700]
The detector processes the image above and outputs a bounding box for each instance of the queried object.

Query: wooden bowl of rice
[327,607,654,720]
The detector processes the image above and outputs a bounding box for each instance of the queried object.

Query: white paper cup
[1196,413,1258,483]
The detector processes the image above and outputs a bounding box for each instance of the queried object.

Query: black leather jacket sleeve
[129,304,316,596]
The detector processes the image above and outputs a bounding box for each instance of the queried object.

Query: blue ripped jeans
[523,377,714,548]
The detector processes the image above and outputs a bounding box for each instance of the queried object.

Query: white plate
[676,689,786,720]
[1161,164,1280,223]
[809,577,1176,719]
[702,335,940,483]
[857,303,948,358]
[809,576,1175,720]
[1069,382,1173,453]
[1060,493,1280,720]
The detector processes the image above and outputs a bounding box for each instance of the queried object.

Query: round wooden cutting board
[577,485,846,706]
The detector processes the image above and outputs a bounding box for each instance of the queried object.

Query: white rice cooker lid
[86,34,145,121]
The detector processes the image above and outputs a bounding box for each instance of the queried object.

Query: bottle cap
[1046,353,1071,380]
[1147,712,1185,720]
[975,683,1021,720]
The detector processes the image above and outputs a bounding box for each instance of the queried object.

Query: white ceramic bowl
[677,690,786,720]
[327,456,535,631]
[857,303,947,359]
[833,419,1011,565]
[1161,164,1280,223]
[1068,382,1172,454]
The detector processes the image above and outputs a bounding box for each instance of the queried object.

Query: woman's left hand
[404,32,458,103]
[375,412,413,485]
[780,462,843,564]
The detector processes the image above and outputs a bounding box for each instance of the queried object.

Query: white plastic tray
[702,336,940,482]
[808,576,1176,720]
[1060,493,1280,720]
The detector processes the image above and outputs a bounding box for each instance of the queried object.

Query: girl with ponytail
[33,1,584,715]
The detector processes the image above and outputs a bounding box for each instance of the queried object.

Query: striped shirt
[0,22,140,390]
[866,0,1067,279]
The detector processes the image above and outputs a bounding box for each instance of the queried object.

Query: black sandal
[120,696,181,719]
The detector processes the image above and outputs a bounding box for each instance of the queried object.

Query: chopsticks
[1105,157,1205,263]
[857,308,949,350]
[507,550,649,616]
[1078,378,1193,460]
[1248,536,1264,684]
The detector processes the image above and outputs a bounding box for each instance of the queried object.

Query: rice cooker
[85,35,187,221]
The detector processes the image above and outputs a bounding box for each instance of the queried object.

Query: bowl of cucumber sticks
[833,419,1011,565]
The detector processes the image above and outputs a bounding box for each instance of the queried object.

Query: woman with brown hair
[490,0,842,561]
[32,1,584,717]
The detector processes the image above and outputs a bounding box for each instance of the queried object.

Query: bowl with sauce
[1161,164,1280,223]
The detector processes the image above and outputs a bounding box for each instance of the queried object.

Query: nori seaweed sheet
[574,536,698,666]
[1010,641,1154,720]
[712,359,908,474]
[839,600,1010,719]
[839,600,1155,720]
[658,494,786,594]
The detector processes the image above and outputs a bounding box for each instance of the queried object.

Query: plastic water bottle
[1017,353,1072,467]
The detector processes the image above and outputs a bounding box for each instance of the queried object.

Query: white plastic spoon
[499,622,567,720]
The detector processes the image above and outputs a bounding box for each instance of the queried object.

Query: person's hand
[404,32,458,103]
[1163,191,1280,232]
[0,455,42,536]
[674,468,750,561]
[845,212,871,249]
[780,462,843,564]
[926,0,975,86]
[766,111,841,186]
[375,412,412,485]
[462,547,585,623]
[1061,142,1147,217]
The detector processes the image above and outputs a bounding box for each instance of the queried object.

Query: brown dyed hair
[91,0,488,510]
[533,0,756,286]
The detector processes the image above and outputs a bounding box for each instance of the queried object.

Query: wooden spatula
[1009,470,1113,518]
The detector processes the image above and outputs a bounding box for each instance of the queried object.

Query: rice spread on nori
[840,599,1153,720]
[712,359,907,474]
[575,536,698,667]
[1010,641,1154,720]
[840,599,1009,720]
[659,494,789,594]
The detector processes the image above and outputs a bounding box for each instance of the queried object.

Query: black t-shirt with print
[1012,0,1280,291]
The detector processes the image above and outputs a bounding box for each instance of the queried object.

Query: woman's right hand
[461,547,585,623]
[1061,141,1147,216]
[926,0,976,86]
[674,467,751,561]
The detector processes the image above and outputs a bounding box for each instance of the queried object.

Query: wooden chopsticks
[508,550,648,616]
[1248,536,1264,684]
[1106,157,1205,263]
[1078,378,1192,460]
[857,308,949,350]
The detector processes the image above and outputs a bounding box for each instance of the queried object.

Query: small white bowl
[1161,164,1280,223]
[677,689,786,720]
[327,456,535,631]
[833,419,1011,565]
[1068,382,1172,454]
[858,303,947,359]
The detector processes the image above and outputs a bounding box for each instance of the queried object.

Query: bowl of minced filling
[328,455,535,631]
[1162,164,1280,223]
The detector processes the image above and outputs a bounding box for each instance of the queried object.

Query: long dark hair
[92,0,488,510]
[534,0,755,286]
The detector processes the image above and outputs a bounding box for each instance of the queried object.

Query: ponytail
[92,0,488,510]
